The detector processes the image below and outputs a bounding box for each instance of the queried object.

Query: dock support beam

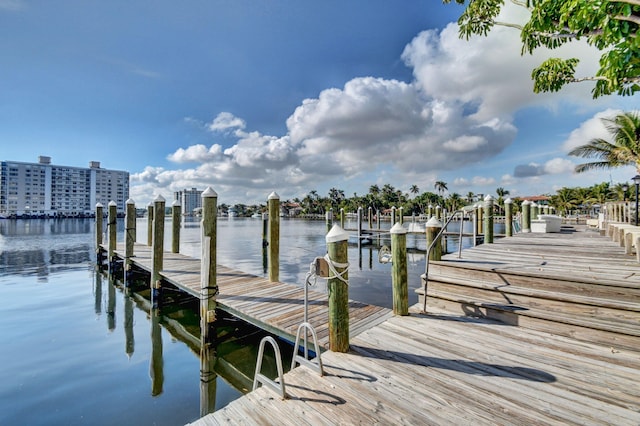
[483,195,494,244]
[125,198,136,286]
[390,223,408,316]
[172,200,181,254]
[201,187,218,342]
[505,197,513,237]
[326,225,350,352]
[268,192,280,283]
[152,195,165,306]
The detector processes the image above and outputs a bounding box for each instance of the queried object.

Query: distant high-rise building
[174,187,202,216]
[0,156,129,218]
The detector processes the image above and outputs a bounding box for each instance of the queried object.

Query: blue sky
[1,0,637,206]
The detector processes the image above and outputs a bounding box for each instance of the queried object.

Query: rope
[324,253,349,285]
[304,253,350,286]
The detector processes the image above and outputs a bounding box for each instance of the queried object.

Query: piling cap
[530,201,537,207]
[202,187,217,198]
[268,191,280,200]
[484,194,494,202]
[95,202,104,208]
[426,217,443,228]
[390,222,407,234]
[504,197,513,204]
[108,200,117,207]
[126,198,135,205]
[154,194,165,203]
[326,224,349,243]
[172,199,181,207]
[522,200,531,205]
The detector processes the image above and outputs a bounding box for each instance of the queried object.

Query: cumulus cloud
[168,144,223,163]
[130,7,605,204]
[562,109,621,152]
[513,158,575,177]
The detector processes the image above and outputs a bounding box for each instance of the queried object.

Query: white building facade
[0,156,129,218]
[174,187,203,216]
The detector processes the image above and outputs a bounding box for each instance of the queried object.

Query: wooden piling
[475,203,483,235]
[108,200,117,272]
[391,206,396,225]
[95,203,103,249]
[390,223,408,316]
[152,195,165,304]
[531,202,539,221]
[504,197,513,237]
[172,200,181,254]
[368,207,373,228]
[357,207,363,242]
[201,187,218,340]
[326,209,333,234]
[268,192,280,283]
[426,217,443,261]
[326,224,350,352]
[435,205,441,221]
[340,208,345,229]
[522,200,531,233]
[125,198,136,285]
[483,195,494,244]
[147,202,154,246]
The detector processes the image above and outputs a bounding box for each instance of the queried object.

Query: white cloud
[208,112,246,133]
[129,7,610,205]
[562,108,621,152]
[513,157,575,177]
[167,144,223,163]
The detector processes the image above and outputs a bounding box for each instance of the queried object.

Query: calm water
[0,217,480,425]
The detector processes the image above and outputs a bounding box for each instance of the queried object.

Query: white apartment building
[0,156,129,218]
[174,187,203,216]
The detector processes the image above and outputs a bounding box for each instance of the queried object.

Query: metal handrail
[422,209,467,313]
[253,336,287,399]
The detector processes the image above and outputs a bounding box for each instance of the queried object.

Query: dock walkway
[109,243,392,348]
[191,227,640,425]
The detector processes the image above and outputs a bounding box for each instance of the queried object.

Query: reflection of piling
[201,187,218,343]
[150,308,164,396]
[124,294,135,358]
[172,200,181,254]
[390,223,408,316]
[268,192,280,283]
[107,277,116,331]
[199,344,217,417]
[152,195,166,306]
[94,270,102,314]
[326,225,349,352]
[125,198,136,286]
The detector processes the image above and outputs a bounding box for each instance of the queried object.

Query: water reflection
[150,308,164,397]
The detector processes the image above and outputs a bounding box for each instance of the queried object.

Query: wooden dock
[191,304,640,425]
[190,226,640,425]
[106,242,392,348]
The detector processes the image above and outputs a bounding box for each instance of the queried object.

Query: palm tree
[495,187,510,211]
[410,185,419,197]
[465,191,475,203]
[434,180,448,197]
[570,111,640,173]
